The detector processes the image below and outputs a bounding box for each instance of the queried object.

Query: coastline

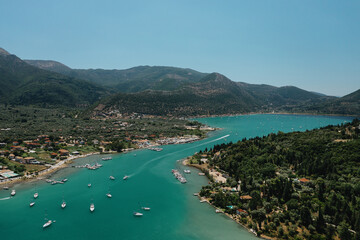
[0,152,100,188]
[182,158,265,239]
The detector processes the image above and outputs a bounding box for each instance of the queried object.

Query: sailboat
[43,211,52,228]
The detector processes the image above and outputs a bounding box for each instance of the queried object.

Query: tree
[316,207,325,233]
[338,221,352,240]
[300,206,312,227]
[251,208,267,230]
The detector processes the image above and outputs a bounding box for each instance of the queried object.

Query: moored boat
[109,176,115,180]
[11,189,16,196]
[133,212,143,217]
[90,203,95,212]
[61,201,66,209]
[34,192,38,199]
[43,220,52,228]
[106,193,112,198]
[30,202,35,207]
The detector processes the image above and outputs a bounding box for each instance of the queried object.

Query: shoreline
[0,152,100,188]
[182,158,265,239]
[190,111,359,119]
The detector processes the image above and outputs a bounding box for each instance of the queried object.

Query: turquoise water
[0,114,353,240]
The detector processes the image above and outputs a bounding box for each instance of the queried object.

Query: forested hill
[197,119,360,239]
[0,48,108,107]
[25,60,208,92]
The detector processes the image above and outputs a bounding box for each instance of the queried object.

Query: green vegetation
[197,119,360,239]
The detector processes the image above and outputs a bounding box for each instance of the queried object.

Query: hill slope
[25,60,207,92]
[0,48,107,107]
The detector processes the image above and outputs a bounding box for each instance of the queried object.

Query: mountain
[25,60,207,92]
[298,89,360,115]
[0,48,107,107]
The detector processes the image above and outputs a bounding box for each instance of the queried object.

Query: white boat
[61,201,66,209]
[88,183,92,187]
[3,186,9,190]
[184,169,191,174]
[215,209,222,213]
[133,212,143,217]
[30,202,35,207]
[34,192,38,199]
[109,176,115,180]
[102,157,112,161]
[62,178,68,182]
[43,220,52,228]
[141,207,150,211]
[106,193,112,198]
[123,175,129,180]
[90,203,95,212]
[11,189,16,196]
[193,193,199,196]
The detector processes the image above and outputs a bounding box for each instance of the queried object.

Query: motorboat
[90,203,95,212]
[123,175,129,180]
[34,192,39,199]
[133,212,143,217]
[61,201,66,209]
[88,183,92,187]
[141,207,150,211]
[3,186,9,190]
[43,220,52,228]
[30,202,35,207]
[109,176,115,180]
[11,189,16,196]
[62,178,68,182]
[184,169,191,174]
[106,193,112,198]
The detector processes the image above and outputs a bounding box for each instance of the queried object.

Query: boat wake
[129,134,230,178]
[0,197,11,201]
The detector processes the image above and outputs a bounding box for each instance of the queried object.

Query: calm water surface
[0,114,353,240]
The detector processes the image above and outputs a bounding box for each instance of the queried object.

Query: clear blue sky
[1,0,359,96]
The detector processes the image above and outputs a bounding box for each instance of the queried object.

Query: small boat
[200,199,207,203]
[88,183,92,187]
[123,175,129,180]
[90,203,95,212]
[106,193,112,198]
[109,176,115,180]
[34,192,39,199]
[141,207,150,211]
[61,201,66,209]
[133,212,143,217]
[215,209,222,213]
[43,220,52,228]
[193,193,199,196]
[102,157,112,161]
[30,202,35,207]
[184,169,191,174]
[11,189,16,196]
[62,178,68,182]
[3,186,9,190]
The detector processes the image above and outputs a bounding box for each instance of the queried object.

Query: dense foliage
[198,119,360,239]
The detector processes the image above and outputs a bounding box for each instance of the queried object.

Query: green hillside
[0,49,107,107]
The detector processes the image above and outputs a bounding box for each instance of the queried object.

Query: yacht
[30,202,35,207]
[123,175,129,180]
[62,178,68,182]
[34,192,39,199]
[90,203,95,212]
[184,169,191,174]
[88,183,92,187]
[133,212,143,217]
[106,193,112,198]
[43,220,52,228]
[11,189,16,196]
[141,207,151,211]
[109,176,115,180]
[61,201,66,209]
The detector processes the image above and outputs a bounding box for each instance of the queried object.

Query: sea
[0,114,353,240]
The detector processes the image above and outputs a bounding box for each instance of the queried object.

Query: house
[15,156,24,163]
[240,195,253,200]
[24,157,35,164]
[58,149,69,156]
[9,153,15,160]
[0,143,6,147]
[236,209,248,215]
[299,178,310,184]
[50,152,58,159]
[12,141,19,146]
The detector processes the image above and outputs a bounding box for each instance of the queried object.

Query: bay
[0,114,353,240]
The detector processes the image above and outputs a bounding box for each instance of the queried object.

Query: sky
[1,0,359,96]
